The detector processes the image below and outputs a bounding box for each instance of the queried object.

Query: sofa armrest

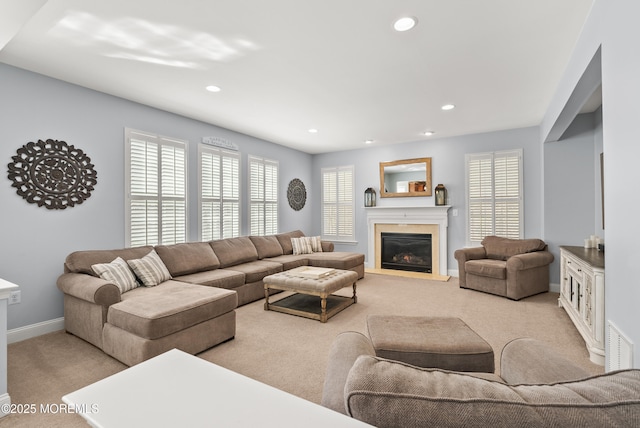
[57,272,121,306]
[506,251,554,271]
[321,331,375,414]
[500,338,589,384]
[321,240,334,252]
[454,247,487,287]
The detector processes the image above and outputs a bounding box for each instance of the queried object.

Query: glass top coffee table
[263,267,358,322]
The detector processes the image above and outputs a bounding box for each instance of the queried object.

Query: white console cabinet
[558,246,605,365]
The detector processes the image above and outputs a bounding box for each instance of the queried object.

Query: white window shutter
[249,156,278,236]
[322,166,354,241]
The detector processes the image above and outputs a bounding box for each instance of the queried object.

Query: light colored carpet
[2,274,603,427]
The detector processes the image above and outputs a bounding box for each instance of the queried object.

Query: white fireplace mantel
[365,206,451,275]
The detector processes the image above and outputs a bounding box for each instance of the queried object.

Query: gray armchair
[454,236,554,300]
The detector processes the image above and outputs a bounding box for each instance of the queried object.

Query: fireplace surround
[365,206,450,277]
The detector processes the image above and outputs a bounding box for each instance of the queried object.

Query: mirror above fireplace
[380,157,432,198]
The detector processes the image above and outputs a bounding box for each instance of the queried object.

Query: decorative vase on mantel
[435,184,447,206]
[364,187,376,207]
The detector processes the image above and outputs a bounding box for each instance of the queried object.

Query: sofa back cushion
[275,230,305,255]
[209,237,259,268]
[155,242,220,276]
[345,356,640,428]
[248,235,284,259]
[64,246,154,275]
[481,236,546,260]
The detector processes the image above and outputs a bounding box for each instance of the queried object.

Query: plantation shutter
[200,146,240,241]
[322,166,354,241]
[126,129,187,247]
[466,149,522,245]
[249,156,278,236]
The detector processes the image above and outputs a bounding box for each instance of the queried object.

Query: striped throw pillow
[127,249,172,287]
[291,237,313,255]
[306,236,323,252]
[92,257,139,293]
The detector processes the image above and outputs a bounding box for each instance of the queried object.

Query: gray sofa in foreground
[322,332,640,427]
[57,230,364,366]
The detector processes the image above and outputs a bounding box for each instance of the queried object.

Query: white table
[63,349,371,428]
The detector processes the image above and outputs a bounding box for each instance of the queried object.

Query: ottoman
[366,315,494,372]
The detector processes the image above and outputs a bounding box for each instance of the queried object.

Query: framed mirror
[380,157,432,198]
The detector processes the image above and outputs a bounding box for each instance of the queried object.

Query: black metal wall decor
[287,178,307,211]
[7,139,98,210]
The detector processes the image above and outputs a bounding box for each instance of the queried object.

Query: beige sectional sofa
[57,230,364,366]
[322,332,640,427]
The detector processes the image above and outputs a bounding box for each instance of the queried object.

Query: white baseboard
[550,282,560,293]
[7,317,64,344]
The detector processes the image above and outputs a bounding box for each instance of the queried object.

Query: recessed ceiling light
[423,131,434,136]
[441,104,455,111]
[365,139,374,145]
[393,17,417,32]
[206,85,221,93]
[308,128,318,134]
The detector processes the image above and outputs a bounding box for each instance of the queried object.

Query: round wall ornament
[287,178,307,211]
[7,139,98,210]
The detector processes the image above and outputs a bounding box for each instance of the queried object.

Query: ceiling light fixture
[308,128,318,134]
[365,139,374,145]
[393,16,418,32]
[441,104,455,111]
[206,85,221,93]
[423,131,434,136]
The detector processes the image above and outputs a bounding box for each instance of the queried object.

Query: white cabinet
[559,246,605,365]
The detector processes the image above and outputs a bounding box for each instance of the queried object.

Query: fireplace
[381,232,432,273]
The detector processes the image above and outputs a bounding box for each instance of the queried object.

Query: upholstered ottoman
[366,315,494,372]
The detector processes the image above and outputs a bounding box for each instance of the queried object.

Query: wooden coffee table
[264,267,358,322]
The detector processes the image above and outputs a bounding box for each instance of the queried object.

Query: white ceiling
[0,0,594,154]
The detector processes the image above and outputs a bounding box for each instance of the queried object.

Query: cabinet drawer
[565,257,584,281]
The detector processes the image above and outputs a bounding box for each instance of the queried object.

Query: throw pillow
[305,236,323,252]
[91,257,139,293]
[291,237,313,255]
[127,249,172,287]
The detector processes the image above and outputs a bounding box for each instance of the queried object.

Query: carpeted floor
[2,274,603,427]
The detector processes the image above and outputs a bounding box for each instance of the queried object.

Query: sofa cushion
[264,254,309,270]
[91,257,139,293]
[209,237,259,268]
[275,230,305,255]
[306,252,365,270]
[482,236,546,261]
[465,258,507,279]
[222,260,283,283]
[107,280,237,340]
[173,269,246,289]
[248,235,284,259]
[64,246,154,275]
[345,355,640,428]
[127,249,173,287]
[155,242,220,276]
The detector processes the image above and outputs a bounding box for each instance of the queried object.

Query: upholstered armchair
[454,236,554,300]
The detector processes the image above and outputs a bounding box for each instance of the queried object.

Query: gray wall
[544,111,603,283]
[542,0,640,367]
[311,126,544,270]
[0,63,312,330]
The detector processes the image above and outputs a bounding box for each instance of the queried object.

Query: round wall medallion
[7,139,98,210]
[287,178,307,211]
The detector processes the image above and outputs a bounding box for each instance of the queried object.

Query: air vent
[608,321,633,371]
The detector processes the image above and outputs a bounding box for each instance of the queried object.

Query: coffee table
[62,349,371,427]
[264,267,358,322]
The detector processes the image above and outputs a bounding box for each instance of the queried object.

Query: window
[249,156,278,235]
[321,165,355,241]
[465,149,523,245]
[199,145,240,241]
[125,128,187,247]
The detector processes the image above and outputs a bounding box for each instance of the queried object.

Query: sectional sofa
[57,230,364,366]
